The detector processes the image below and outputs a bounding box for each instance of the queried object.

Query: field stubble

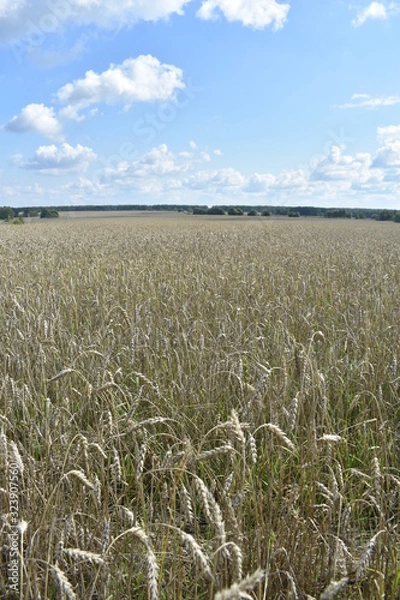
[0,216,399,599]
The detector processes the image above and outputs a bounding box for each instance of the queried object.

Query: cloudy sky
[1,0,400,208]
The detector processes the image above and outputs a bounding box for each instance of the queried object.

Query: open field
[58,211,183,220]
[0,216,399,599]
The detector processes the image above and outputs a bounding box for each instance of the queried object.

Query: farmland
[0,215,399,599]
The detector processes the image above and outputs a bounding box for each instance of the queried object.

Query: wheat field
[0,215,399,599]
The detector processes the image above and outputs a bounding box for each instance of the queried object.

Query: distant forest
[1,204,400,222]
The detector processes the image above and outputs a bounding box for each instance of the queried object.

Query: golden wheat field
[0,215,399,599]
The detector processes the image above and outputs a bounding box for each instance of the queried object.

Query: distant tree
[394,212,400,223]
[247,209,258,216]
[40,208,59,219]
[288,211,300,218]
[324,209,351,219]
[192,207,208,215]
[207,206,226,215]
[23,208,40,217]
[0,206,15,221]
[377,209,394,222]
[261,209,271,217]
[227,207,244,216]
[296,206,321,217]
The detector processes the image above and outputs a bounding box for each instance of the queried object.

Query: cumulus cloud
[336,93,400,109]
[197,0,290,30]
[306,127,400,195]
[245,172,276,192]
[275,169,308,189]
[245,170,308,193]
[11,128,400,207]
[97,143,365,203]
[0,0,192,44]
[352,2,399,27]
[310,145,375,183]
[4,103,63,140]
[0,0,291,45]
[373,144,400,167]
[23,143,96,172]
[373,127,400,167]
[103,144,221,187]
[187,167,247,190]
[126,144,183,177]
[102,144,246,196]
[377,124,400,142]
[57,55,185,119]
[102,144,192,185]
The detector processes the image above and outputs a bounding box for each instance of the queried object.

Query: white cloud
[337,93,400,109]
[310,145,376,184]
[245,172,276,192]
[102,144,223,188]
[373,143,400,167]
[0,0,291,46]
[103,144,188,182]
[187,167,247,190]
[4,103,63,140]
[352,2,387,26]
[377,124,400,142]
[373,127,400,167]
[101,145,246,196]
[23,143,97,172]
[58,105,86,122]
[8,128,400,208]
[66,0,191,26]
[0,0,192,44]
[57,55,185,119]
[352,2,399,27]
[374,127,400,169]
[97,143,372,203]
[275,169,308,189]
[128,144,185,177]
[197,0,290,30]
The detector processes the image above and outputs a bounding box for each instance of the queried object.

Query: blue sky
[1,0,400,208]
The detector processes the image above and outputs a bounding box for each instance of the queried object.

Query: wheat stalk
[355,530,385,581]
[254,423,296,452]
[320,577,349,600]
[64,547,105,565]
[214,568,264,599]
[51,564,77,600]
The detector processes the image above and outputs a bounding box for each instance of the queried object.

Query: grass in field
[0,216,399,599]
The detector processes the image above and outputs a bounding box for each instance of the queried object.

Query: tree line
[1,204,400,222]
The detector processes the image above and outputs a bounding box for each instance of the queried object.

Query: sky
[1,1,400,209]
